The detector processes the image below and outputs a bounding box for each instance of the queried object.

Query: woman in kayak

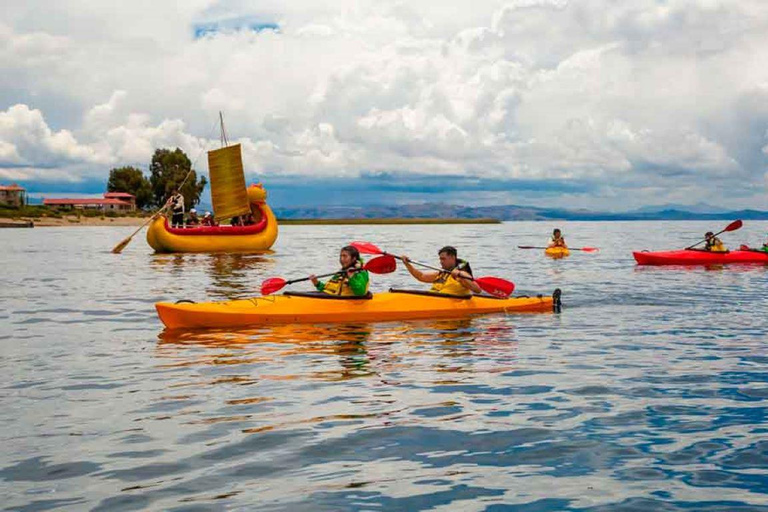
[310,246,370,296]
[704,231,727,252]
[401,246,481,295]
[547,229,567,248]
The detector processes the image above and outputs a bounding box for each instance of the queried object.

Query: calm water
[2,221,768,511]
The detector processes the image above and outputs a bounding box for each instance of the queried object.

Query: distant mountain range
[273,203,768,221]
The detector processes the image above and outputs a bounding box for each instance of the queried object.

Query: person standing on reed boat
[166,189,185,228]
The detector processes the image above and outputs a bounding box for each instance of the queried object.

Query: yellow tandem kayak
[156,289,562,330]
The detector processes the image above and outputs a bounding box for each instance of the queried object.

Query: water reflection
[205,253,274,299]
[158,323,375,382]
[149,253,189,278]
[157,316,520,386]
[149,252,275,300]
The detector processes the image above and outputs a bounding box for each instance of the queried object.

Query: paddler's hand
[451,268,470,280]
[309,274,318,285]
[346,268,357,278]
[401,255,410,264]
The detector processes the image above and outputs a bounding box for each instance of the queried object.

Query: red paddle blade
[364,255,397,274]
[725,220,743,232]
[350,241,383,255]
[580,247,599,252]
[260,277,287,296]
[740,244,750,251]
[476,276,515,298]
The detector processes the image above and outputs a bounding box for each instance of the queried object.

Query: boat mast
[219,111,229,148]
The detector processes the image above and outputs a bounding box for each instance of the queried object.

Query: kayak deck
[545,247,570,258]
[157,289,561,330]
[633,249,768,265]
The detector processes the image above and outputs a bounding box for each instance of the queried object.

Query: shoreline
[278,218,502,225]
[1,216,151,227]
[0,215,502,227]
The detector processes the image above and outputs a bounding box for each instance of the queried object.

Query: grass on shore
[0,205,152,220]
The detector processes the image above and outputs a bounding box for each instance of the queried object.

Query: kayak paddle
[350,241,515,298]
[517,245,599,252]
[685,219,743,250]
[260,254,397,295]
[111,205,169,253]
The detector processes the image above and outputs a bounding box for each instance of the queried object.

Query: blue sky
[2,1,768,211]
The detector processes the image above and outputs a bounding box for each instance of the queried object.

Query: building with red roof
[0,184,27,207]
[43,192,136,211]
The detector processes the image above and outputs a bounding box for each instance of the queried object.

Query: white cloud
[1,0,768,208]
[0,104,102,168]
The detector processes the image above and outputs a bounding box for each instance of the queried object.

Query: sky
[2,0,768,211]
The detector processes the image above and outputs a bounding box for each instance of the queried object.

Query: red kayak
[633,249,768,265]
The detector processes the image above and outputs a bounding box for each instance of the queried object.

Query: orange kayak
[156,289,561,329]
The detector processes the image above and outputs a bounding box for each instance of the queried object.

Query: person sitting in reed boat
[310,246,370,297]
[201,212,216,227]
[186,209,200,227]
[401,246,481,296]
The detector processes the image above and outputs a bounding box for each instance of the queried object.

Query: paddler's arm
[348,270,369,296]
[401,255,438,283]
[451,268,482,294]
[309,274,325,292]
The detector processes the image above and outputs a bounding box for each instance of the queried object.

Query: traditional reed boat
[146,119,278,253]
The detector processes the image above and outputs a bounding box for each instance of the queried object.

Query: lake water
[2,221,768,511]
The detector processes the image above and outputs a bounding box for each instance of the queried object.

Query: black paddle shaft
[286,268,364,285]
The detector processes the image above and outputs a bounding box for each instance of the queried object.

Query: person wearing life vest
[547,229,567,248]
[310,246,370,296]
[401,246,482,295]
[704,231,727,252]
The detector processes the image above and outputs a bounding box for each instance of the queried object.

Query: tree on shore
[149,148,207,209]
[106,166,153,208]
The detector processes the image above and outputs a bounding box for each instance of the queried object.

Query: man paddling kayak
[401,246,481,295]
[547,229,567,249]
[310,246,370,296]
[704,231,727,252]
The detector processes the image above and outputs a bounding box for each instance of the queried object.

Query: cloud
[1,0,767,209]
[0,104,102,168]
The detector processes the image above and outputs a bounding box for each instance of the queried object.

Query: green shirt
[316,270,369,296]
